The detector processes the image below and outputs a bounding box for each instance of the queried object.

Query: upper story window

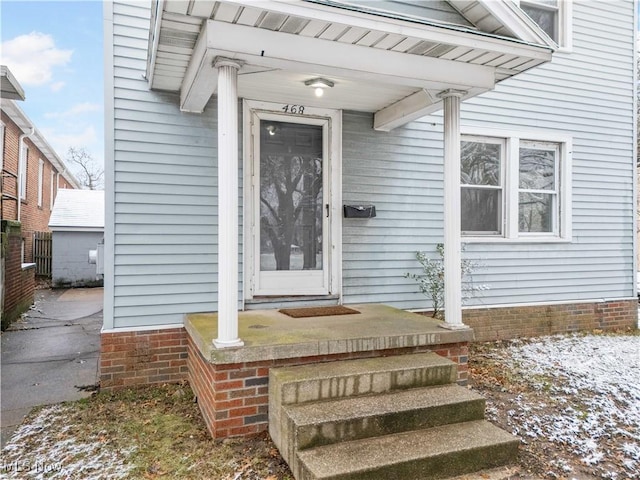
[461,128,572,242]
[518,0,572,50]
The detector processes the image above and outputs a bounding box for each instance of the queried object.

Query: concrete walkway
[0,288,103,448]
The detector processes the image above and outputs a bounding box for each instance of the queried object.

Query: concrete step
[269,353,457,450]
[280,384,485,467]
[270,352,457,407]
[296,420,520,480]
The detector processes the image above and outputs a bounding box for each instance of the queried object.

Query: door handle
[325,204,330,218]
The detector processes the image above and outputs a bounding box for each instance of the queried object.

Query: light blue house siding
[106,1,635,329]
[345,0,635,309]
[456,0,635,306]
[108,2,219,328]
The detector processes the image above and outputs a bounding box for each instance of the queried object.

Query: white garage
[49,190,104,288]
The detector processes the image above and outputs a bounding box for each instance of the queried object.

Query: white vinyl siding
[345,1,632,309]
[454,0,634,305]
[109,1,238,328]
[332,1,473,26]
[107,0,634,325]
[341,111,447,309]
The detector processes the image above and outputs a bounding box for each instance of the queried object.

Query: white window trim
[516,0,572,52]
[461,126,572,243]
[37,158,44,207]
[50,170,55,211]
[19,146,28,200]
[0,122,5,168]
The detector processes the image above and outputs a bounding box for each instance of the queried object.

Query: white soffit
[149,0,553,129]
[1,65,26,101]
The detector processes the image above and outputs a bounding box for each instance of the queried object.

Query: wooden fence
[34,231,52,277]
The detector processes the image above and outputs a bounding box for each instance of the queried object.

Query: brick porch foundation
[100,328,188,389]
[99,298,638,439]
[187,333,469,439]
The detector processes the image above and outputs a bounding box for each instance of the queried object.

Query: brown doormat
[279,305,360,318]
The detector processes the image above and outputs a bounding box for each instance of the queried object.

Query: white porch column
[214,57,244,348]
[438,89,466,329]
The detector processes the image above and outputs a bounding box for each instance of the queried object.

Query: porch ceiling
[148,0,553,130]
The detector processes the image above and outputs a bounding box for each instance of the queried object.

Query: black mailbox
[343,205,376,218]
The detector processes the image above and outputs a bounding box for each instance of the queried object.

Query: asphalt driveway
[0,287,103,447]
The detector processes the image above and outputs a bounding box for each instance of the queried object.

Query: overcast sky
[1,0,104,170]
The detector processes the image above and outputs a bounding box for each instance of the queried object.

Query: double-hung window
[518,141,559,234]
[461,137,505,236]
[518,0,572,50]
[461,129,571,242]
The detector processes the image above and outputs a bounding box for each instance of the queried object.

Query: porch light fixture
[304,77,334,97]
[266,125,278,136]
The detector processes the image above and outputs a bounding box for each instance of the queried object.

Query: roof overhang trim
[219,0,555,52]
[469,0,557,48]
[0,65,26,101]
[49,226,105,232]
[308,0,557,49]
[148,0,554,130]
[0,99,81,189]
[180,19,499,113]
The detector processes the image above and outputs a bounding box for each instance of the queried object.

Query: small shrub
[405,243,489,319]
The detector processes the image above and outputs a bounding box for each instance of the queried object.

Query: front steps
[269,353,518,480]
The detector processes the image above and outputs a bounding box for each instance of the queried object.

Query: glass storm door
[251,113,330,296]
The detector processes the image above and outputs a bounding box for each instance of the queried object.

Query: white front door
[244,101,341,298]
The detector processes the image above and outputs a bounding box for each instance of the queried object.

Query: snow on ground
[483,334,640,479]
[2,333,638,479]
[1,405,134,479]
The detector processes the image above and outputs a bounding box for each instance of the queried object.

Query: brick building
[1,66,79,328]
[1,101,80,262]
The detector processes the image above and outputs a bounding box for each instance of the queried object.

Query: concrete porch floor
[185,304,474,364]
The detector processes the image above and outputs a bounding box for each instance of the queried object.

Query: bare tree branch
[66,147,104,190]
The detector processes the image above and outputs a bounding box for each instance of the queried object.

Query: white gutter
[16,127,35,222]
[145,0,165,85]
[0,99,81,189]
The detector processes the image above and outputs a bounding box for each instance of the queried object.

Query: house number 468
[282,104,305,114]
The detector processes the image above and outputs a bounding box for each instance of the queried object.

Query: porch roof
[146,0,553,130]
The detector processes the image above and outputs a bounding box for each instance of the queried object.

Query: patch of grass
[4,383,293,480]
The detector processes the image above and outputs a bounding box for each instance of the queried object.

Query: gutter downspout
[16,127,35,223]
[57,167,66,189]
